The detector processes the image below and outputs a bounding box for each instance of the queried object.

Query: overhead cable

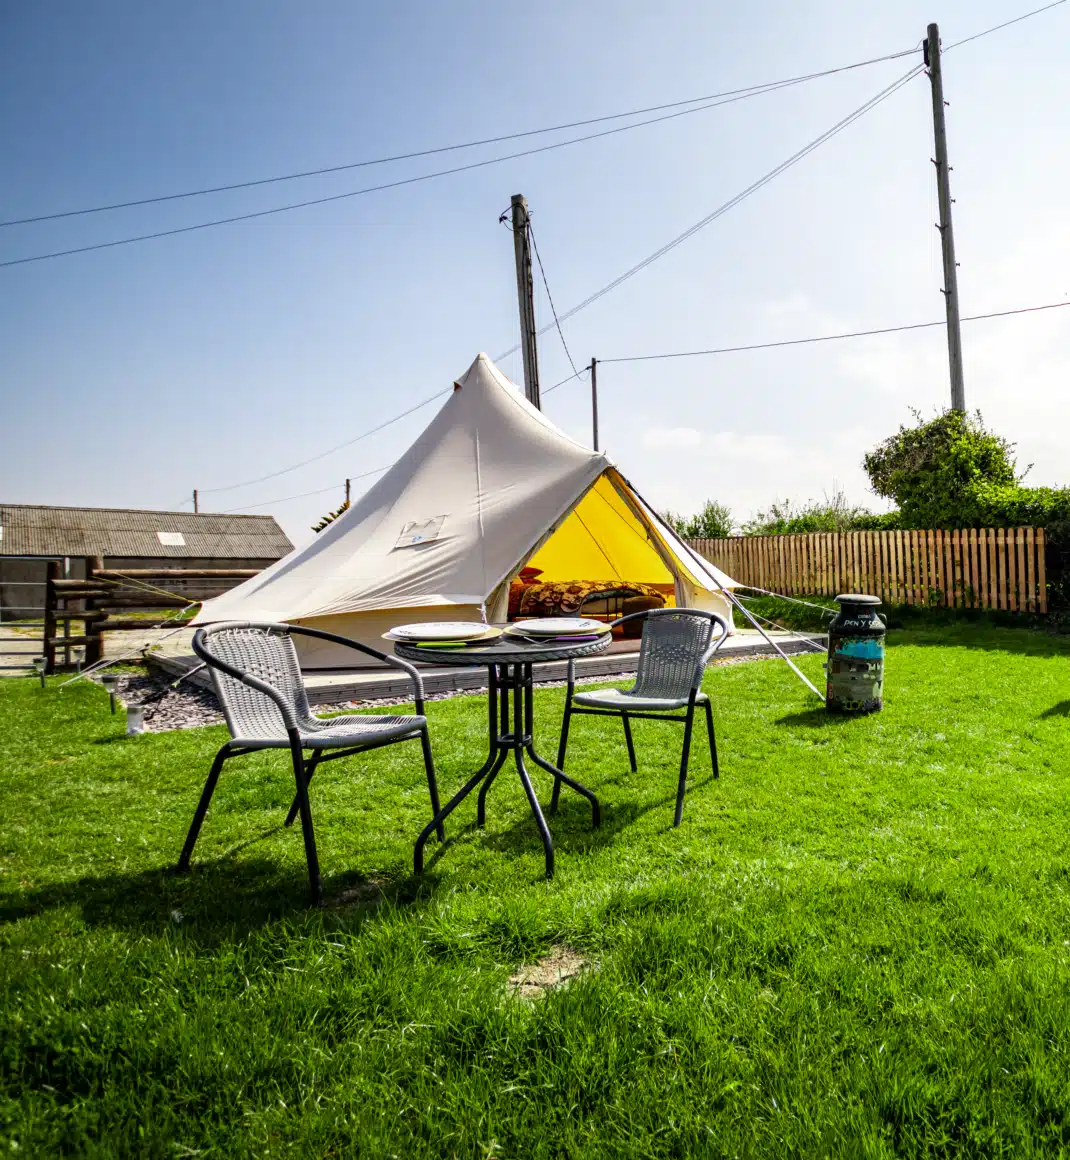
[219,466,390,514]
[0,47,918,231]
[529,224,584,380]
[188,297,1070,510]
[198,400,444,495]
[592,299,1070,364]
[0,72,888,270]
[945,0,1067,50]
[496,63,924,359]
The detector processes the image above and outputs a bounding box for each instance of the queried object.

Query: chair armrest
[698,613,730,668]
[690,613,730,689]
[284,624,427,711]
[192,627,301,731]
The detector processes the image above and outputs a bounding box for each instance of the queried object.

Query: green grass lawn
[3,626,1070,1157]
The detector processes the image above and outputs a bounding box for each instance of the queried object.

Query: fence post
[84,556,104,665]
[43,561,60,674]
[1037,527,1048,613]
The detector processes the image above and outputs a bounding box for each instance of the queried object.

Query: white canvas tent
[195,354,740,667]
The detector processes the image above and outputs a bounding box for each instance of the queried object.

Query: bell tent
[195,354,739,667]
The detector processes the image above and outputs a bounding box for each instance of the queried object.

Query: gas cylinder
[826,594,885,714]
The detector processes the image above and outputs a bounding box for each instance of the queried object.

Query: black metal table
[396,632,611,879]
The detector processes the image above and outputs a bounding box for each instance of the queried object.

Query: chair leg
[177,744,231,871]
[288,733,322,906]
[674,705,696,828]
[551,702,573,814]
[284,752,322,827]
[420,726,445,842]
[622,713,638,772]
[704,699,719,778]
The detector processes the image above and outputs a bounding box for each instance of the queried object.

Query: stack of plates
[384,622,502,647]
[504,617,611,642]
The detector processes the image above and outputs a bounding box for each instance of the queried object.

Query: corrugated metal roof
[0,504,293,559]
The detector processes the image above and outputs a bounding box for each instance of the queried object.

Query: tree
[311,499,350,533]
[741,490,885,535]
[686,499,734,539]
[661,500,734,539]
[862,409,1019,527]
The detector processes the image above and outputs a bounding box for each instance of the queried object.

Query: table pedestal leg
[414,661,601,880]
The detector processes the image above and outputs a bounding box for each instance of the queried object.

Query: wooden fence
[43,561,259,672]
[689,528,1047,613]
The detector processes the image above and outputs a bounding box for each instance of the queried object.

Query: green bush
[741,490,887,535]
[863,409,1020,528]
[862,409,1070,614]
[662,500,734,539]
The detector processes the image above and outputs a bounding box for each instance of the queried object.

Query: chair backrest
[631,609,721,701]
[197,625,313,741]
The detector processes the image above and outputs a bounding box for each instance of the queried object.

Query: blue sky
[2,1,1067,545]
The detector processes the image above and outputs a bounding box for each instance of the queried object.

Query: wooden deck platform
[147,630,827,706]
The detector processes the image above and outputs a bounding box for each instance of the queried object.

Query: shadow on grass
[419,765,721,877]
[0,850,441,947]
[1039,700,1070,719]
[772,708,873,730]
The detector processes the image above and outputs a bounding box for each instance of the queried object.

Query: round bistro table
[395,631,611,879]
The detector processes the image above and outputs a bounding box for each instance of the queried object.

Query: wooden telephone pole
[590,358,599,451]
[510,194,541,408]
[926,23,965,412]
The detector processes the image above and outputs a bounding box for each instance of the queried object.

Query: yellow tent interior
[527,472,692,598]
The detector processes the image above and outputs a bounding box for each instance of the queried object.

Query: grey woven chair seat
[233,712,426,749]
[178,621,444,906]
[555,608,729,828]
[572,688,709,712]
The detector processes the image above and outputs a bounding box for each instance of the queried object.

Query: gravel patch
[90,651,785,733]
[90,671,224,733]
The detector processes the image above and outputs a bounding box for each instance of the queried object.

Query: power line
[945,0,1067,50]
[0,72,890,270]
[497,63,924,360]
[219,465,391,514]
[577,299,1070,366]
[199,392,447,494]
[529,223,583,380]
[543,366,591,396]
[0,47,918,231]
[11,1,1062,235]
[220,484,341,514]
[203,298,1070,511]
[200,65,923,497]
[78,10,1064,498]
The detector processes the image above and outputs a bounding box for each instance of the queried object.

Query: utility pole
[590,359,599,451]
[925,23,965,412]
[510,194,541,408]
[193,489,199,513]
[344,478,351,506]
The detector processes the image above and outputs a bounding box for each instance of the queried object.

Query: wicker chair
[554,609,728,826]
[177,622,443,905]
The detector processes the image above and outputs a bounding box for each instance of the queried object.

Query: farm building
[0,504,293,621]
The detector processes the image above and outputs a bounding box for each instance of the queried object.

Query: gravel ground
[91,652,786,734]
